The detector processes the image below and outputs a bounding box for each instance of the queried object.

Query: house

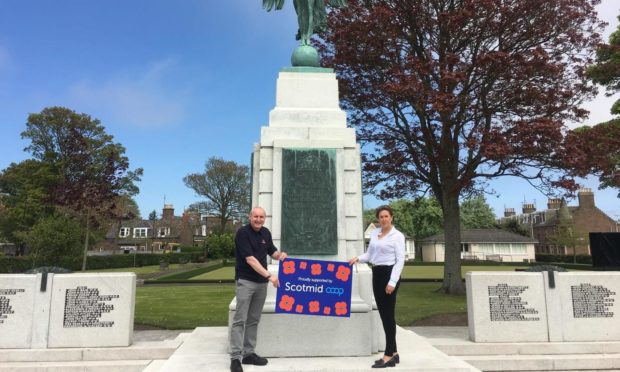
[97,204,241,253]
[498,189,618,256]
[418,229,537,263]
[364,223,416,260]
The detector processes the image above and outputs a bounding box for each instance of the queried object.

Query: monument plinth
[228,69,382,356]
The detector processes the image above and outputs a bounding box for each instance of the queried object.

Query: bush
[0,256,33,273]
[19,215,83,269]
[535,254,592,265]
[205,233,235,259]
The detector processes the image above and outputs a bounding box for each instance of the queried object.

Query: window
[119,227,130,238]
[157,227,170,237]
[478,244,494,254]
[495,244,511,254]
[511,244,527,254]
[133,228,148,238]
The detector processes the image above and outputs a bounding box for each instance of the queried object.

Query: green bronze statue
[263,0,347,67]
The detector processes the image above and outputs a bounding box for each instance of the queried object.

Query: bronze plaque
[281,148,337,255]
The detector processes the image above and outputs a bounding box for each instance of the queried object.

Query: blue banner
[275,258,352,317]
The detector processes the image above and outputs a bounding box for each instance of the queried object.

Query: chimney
[522,203,536,214]
[578,188,595,209]
[504,208,516,217]
[162,204,174,220]
[547,198,562,210]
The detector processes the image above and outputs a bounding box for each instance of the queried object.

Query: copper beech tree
[320,0,610,294]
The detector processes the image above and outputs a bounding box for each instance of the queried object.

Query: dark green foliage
[0,256,33,273]
[535,254,592,265]
[497,218,531,237]
[205,233,235,259]
[460,196,497,229]
[19,215,83,268]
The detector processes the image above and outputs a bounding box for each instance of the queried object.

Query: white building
[418,229,537,263]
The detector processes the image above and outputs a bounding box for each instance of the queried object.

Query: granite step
[412,327,620,371]
[0,360,151,372]
[0,334,185,372]
[462,353,620,371]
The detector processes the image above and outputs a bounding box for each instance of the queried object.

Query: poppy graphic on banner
[276,258,353,317]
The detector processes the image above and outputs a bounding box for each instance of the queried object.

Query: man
[230,207,287,372]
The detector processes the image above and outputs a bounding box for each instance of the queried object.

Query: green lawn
[188,264,526,281]
[135,285,235,329]
[87,264,189,275]
[134,282,465,329]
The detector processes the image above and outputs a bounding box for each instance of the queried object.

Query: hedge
[0,256,34,273]
[535,254,592,265]
[0,252,203,273]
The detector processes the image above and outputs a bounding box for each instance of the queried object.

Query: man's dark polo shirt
[235,224,277,283]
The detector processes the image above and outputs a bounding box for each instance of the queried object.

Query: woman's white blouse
[358,227,406,287]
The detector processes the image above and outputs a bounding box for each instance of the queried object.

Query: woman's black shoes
[374,354,399,365]
[371,355,397,368]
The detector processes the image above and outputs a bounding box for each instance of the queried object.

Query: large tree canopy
[321,0,607,293]
[183,157,250,232]
[581,14,620,196]
[21,107,142,269]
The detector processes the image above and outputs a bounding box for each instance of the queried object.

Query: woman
[349,205,405,368]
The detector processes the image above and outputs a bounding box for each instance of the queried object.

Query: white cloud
[68,58,186,128]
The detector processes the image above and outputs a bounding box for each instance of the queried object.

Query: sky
[0,1,618,221]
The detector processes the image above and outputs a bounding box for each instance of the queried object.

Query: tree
[390,198,443,239]
[0,160,58,250]
[497,218,530,237]
[21,107,142,270]
[390,198,443,260]
[548,202,589,263]
[584,17,620,197]
[183,157,250,232]
[321,0,605,294]
[148,210,158,221]
[587,14,620,116]
[460,195,496,229]
[19,214,83,269]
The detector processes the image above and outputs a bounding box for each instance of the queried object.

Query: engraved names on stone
[0,288,25,324]
[63,286,119,328]
[571,283,615,319]
[488,283,540,321]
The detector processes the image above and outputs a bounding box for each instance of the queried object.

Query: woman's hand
[385,284,395,295]
[348,256,359,266]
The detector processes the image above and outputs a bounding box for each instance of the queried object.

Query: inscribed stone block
[467,272,548,342]
[0,274,38,348]
[545,272,620,342]
[47,273,135,348]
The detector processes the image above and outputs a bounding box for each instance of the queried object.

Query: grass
[133,262,582,328]
[135,284,235,329]
[187,264,527,281]
[87,264,188,275]
[134,282,464,329]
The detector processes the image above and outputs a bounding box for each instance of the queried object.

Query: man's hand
[278,252,288,261]
[268,275,280,288]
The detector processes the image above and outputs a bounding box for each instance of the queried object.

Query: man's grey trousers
[229,279,267,361]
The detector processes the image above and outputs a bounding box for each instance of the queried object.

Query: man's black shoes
[230,359,243,372]
[242,353,268,365]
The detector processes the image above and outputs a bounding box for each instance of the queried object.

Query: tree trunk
[81,209,91,271]
[440,193,466,295]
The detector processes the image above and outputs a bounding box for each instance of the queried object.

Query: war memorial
[1,1,620,371]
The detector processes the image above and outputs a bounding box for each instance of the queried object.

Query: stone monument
[467,271,620,343]
[227,0,382,357]
[0,272,135,349]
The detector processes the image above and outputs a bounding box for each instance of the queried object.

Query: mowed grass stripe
[134,282,466,329]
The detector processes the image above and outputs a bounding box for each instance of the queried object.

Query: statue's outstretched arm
[263,0,286,11]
